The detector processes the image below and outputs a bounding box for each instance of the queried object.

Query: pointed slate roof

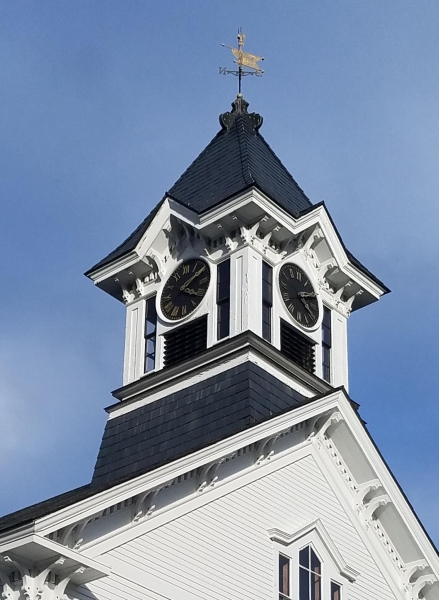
[86,95,312,274]
[168,94,312,214]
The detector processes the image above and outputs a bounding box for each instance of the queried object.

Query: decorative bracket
[410,574,437,600]
[197,456,231,493]
[363,494,390,522]
[402,560,428,591]
[114,279,136,304]
[133,487,163,522]
[254,433,281,466]
[318,411,343,439]
[355,478,382,512]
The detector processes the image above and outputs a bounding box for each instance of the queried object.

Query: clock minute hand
[180,266,206,291]
[300,296,314,316]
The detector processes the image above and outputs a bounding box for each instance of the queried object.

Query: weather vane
[219,28,264,94]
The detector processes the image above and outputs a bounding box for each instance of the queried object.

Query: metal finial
[219,28,264,94]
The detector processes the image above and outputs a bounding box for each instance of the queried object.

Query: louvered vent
[163,315,208,368]
[280,320,316,374]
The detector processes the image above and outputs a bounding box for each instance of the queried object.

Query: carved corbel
[197,457,230,493]
[1,556,31,600]
[33,558,67,600]
[410,574,437,600]
[355,479,382,512]
[135,277,146,296]
[114,279,136,303]
[306,415,323,440]
[402,560,428,591]
[363,494,390,522]
[133,487,162,522]
[0,563,14,600]
[319,411,343,439]
[254,433,281,466]
[267,226,281,251]
[344,289,363,315]
[280,234,299,258]
[146,249,165,277]
[246,220,262,245]
[53,566,87,600]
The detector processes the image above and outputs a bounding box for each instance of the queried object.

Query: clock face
[278,263,319,328]
[160,259,211,321]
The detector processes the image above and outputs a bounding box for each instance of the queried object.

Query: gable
[84,453,397,600]
[1,390,437,600]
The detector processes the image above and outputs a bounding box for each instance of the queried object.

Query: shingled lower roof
[86,96,312,274]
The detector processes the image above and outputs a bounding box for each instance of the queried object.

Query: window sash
[262,261,273,342]
[144,296,157,373]
[217,259,230,340]
[279,554,291,599]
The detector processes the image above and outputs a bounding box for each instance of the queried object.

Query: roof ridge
[235,115,255,186]
[256,132,313,209]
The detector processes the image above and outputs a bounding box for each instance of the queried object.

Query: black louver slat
[163,315,208,368]
[280,320,316,374]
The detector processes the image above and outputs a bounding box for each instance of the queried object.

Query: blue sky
[0,1,438,545]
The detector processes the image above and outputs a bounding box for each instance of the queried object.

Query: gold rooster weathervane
[220,28,264,94]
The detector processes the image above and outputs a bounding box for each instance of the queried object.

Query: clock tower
[85,93,389,487]
[1,93,438,600]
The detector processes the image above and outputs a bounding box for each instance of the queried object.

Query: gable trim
[269,519,360,582]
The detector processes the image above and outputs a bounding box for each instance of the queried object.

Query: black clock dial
[160,259,210,321]
[278,263,319,328]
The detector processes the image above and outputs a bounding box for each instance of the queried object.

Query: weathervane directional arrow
[219,28,264,94]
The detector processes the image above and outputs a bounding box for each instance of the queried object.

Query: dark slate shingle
[91,362,307,486]
[86,98,312,274]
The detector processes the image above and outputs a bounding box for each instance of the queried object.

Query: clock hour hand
[183,287,204,297]
[298,292,317,298]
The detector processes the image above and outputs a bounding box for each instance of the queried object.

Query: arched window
[272,520,358,600]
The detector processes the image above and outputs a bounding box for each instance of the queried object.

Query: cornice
[33,391,343,538]
[109,330,332,409]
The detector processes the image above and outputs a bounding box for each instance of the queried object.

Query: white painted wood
[234,253,244,334]
[332,310,348,389]
[123,302,144,385]
[88,455,398,600]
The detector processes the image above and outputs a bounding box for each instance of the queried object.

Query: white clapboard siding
[72,574,170,600]
[83,454,398,600]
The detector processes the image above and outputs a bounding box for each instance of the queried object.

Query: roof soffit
[88,184,387,311]
[195,190,388,306]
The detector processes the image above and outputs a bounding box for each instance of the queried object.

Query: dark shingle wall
[92,362,306,486]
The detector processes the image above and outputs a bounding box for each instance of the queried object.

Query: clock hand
[180,266,206,291]
[300,296,314,316]
[298,292,317,298]
[183,287,204,296]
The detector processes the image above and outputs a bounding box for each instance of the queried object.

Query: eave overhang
[109,330,332,409]
[84,187,389,312]
[0,532,110,585]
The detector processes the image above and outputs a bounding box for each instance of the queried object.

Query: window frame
[262,260,273,342]
[144,294,157,374]
[270,520,358,600]
[321,305,332,383]
[216,258,231,341]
